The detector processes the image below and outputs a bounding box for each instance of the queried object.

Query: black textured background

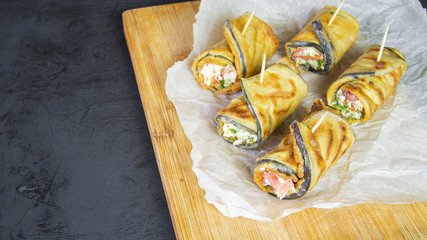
[0,1,192,239]
[0,0,426,239]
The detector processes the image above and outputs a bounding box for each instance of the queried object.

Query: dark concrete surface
[0,0,425,239]
[0,1,192,239]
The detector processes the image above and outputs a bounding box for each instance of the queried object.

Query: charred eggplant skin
[285,20,334,74]
[286,121,311,199]
[224,20,247,77]
[193,53,235,74]
[255,159,297,177]
[312,20,334,74]
[241,79,262,148]
[285,6,359,74]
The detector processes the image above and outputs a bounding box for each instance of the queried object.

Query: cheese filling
[200,64,237,88]
[291,47,325,71]
[222,122,257,146]
[331,89,364,120]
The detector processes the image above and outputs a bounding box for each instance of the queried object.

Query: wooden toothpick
[377,24,390,62]
[311,112,328,133]
[328,0,345,26]
[242,9,256,35]
[260,53,266,84]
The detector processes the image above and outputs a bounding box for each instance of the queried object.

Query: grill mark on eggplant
[362,54,378,62]
[329,122,347,165]
[359,76,385,106]
[225,20,247,77]
[242,66,304,149]
[326,127,334,162]
[223,98,254,120]
[272,80,296,117]
[333,133,345,165]
[377,84,385,102]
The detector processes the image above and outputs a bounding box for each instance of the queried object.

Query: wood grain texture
[122,1,427,239]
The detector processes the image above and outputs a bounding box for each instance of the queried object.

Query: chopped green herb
[230,128,237,134]
[220,79,225,89]
[315,59,324,70]
[331,99,339,107]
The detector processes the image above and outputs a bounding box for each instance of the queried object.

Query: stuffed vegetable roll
[254,99,355,199]
[223,12,279,79]
[326,45,407,124]
[191,40,240,94]
[216,57,308,149]
[285,5,359,73]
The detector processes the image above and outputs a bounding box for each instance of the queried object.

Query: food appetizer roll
[223,12,279,80]
[254,99,355,199]
[285,5,359,73]
[216,57,308,149]
[191,40,240,94]
[326,45,407,124]
[192,13,279,95]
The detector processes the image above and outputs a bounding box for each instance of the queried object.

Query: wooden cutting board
[122,1,426,239]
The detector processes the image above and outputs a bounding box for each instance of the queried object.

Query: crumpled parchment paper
[165,0,427,221]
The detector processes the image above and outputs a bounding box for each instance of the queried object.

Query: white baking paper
[165,0,427,221]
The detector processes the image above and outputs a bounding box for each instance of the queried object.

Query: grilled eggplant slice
[216,58,308,149]
[223,12,279,79]
[326,45,407,124]
[191,39,240,94]
[254,99,355,199]
[285,5,359,73]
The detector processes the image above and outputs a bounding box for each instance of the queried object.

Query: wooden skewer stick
[328,0,345,26]
[242,9,256,35]
[377,24,390,62]
[260,53,266,84]
[311,112,328,133]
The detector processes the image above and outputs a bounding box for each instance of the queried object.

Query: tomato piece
[292,48,323,61]
[342,90,360,111]
[262,172,294,199]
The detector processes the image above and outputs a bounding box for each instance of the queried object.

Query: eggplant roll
[326,45,407,124]
[285,5,359,73]
[216,57,308,149]
[191,39,240,94]
[254,99,355,199]
[223,12,279,79]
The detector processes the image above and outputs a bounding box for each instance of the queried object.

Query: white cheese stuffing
[222,122,257,146]
[335,89,364,119]
[293,47,325,71]
[200,63,237,88]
